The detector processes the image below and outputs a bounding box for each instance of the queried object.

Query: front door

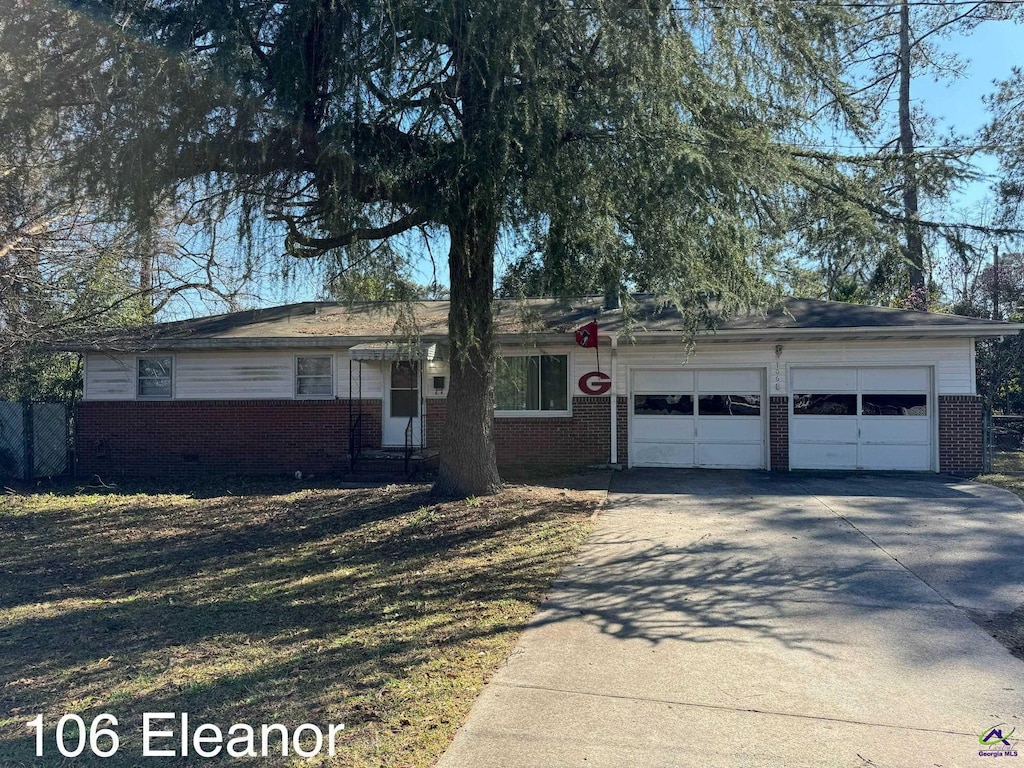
[383,360,422,447]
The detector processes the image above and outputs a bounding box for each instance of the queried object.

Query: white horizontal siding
[175,352,293,399]
[617,338,975,396]
[84,355,134,400]
[84,337,977,401]
[424,358,449,398]
[341,359,383,399]
[84,349,386,401]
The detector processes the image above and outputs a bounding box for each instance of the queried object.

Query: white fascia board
[52,323,1023,353]
[629,325,1024,343]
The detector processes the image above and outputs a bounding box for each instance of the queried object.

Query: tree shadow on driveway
[582,468,1024,663]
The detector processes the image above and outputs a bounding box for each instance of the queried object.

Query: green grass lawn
[0,480,597,767]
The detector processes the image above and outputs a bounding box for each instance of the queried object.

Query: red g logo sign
[578,371,612,396]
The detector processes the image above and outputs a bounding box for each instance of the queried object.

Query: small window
[495,354,568,412]
[793,394,857,415]
[862,394,927,416]
[137,356,172,398]
[296,356,334,397]
[698,394,760,416]
[634,394,694,415]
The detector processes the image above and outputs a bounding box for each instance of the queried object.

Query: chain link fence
[986,412,1024,475]
[0,401,74,483]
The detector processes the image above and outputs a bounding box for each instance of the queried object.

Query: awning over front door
[348,342,440,361]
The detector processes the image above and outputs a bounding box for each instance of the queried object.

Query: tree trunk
[899,0,925,294]
[433,196,503,498]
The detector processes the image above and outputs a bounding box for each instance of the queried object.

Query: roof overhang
[48,335,450,352]
[632,324,1024,343]
[493,324,1024,345]
[50,322,1023,353]
[349,342,441,361]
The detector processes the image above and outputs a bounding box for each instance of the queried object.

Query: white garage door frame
[627,365,769,470]
[787,364,938,472]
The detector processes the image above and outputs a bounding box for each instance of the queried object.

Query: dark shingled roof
[720,298,1010,330]
[53,295,1019,351]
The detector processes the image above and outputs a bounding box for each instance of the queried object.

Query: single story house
[59,295,1021,477]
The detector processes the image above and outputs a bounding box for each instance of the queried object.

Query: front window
[137,356,172,398]
[496,354,568,413]
[296,356,334,397]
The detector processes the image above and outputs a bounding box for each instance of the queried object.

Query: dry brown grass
[0,479,597,767]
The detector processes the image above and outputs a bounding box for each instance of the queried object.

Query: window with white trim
[137,356,173,398]
[295,356,334,397]
[495,354,568,413]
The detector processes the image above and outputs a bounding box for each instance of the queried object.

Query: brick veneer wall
[425,396,623,472]
[938,395,984,475]
[616,396,629,467]
[425,399,446,450]
[76,399,382,477]
[769,396,789,472]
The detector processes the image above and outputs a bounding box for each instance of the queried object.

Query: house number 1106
[26,713,120,757]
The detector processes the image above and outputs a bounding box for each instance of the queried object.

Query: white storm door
[383,361,422,446]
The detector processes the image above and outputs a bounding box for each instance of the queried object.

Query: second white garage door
[630,369,765,469]
[789,366,933,471]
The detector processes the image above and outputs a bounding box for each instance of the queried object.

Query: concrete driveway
[438,471,1024,768]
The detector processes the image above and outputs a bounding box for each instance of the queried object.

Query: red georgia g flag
[575,321,599,348]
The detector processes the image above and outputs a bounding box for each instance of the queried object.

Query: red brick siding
[495,397,615,471]
[616,396,629,466]
[938,395,984,475]
[425,399,446,449]
[769,396,789,472]
[424,396,621,472]
[76,399,381,477]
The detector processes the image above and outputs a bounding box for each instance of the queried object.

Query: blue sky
[911,17,1022,209]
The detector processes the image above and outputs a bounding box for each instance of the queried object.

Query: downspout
[610,335,618,466]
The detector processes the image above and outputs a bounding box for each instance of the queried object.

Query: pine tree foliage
[988,67,1024,233]
[780,0,1018,307]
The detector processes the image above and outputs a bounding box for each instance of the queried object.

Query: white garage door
[789,367,932,471]
[630,369,765,469]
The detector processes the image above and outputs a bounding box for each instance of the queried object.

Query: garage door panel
[632,416,695,442]
[790,418,858,443]
[860,418,930,445]
[697,417,763,443]
[791,367,857,391]
[633,370,694,392]
[858,367,930,392]
[697,369,761,392]
[790,366,933,471]
[632,442,695,467]
[859,444,931,471]
[698,442,763,469]
[791,442,858,469]
[630,368,766,469]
